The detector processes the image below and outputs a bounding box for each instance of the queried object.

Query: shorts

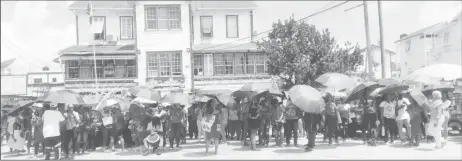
[44,136,61,148]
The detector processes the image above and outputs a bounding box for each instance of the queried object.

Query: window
[103,60,115,78]
[66,59,136,79]
[120,16,133,40]
[146,51,183,77]
[52,78,57,82]
[224,53,234,74]
[234,53,245,75]
[193,55,204,76]
[214,53,224,75]
[444,32,450,45]
[33,78,43,84]
[91,16,106,40]
[226,15,238,38]
[67,60,79,79]
[145,5,181,30]
[405,40,411,52]
[246,54,255,74]
[201,16,213,38]
[255,54,266,74]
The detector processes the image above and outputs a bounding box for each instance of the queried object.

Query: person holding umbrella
[42,103,65,160]
[396,92,412,144]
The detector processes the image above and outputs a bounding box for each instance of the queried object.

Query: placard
[201,115,215,132]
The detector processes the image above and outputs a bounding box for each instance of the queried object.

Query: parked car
[448,106,462,135]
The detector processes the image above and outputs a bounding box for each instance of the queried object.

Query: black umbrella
[346,82,383,102]
[379,83,409,95]
[8,101,34,116]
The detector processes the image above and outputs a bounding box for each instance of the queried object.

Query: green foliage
[257,19,364,90]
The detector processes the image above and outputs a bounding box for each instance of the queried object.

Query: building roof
[195,1,257,10]
[360,45,395,55]
[1,58,16,70]
[68,1,134,10]
[395,22,447,43]
[58,44,136,55]
[193,42,261,53]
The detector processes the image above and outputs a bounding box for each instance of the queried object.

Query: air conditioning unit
[203,27,211,34]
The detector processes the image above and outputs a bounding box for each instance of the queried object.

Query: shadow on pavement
[231,146,251,151]
[182,151,212,158]
[273,148,305,154]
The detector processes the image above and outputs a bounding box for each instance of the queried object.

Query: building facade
[397,12,461,79]
[135,1,192,95]
[26,71,65,97]
[56,1,138,93]
[356,45,399,80]
[190,1,272,93]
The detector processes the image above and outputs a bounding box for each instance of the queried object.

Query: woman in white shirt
[428,91,446,149]
[379,94,398,144]
[395,93,412,144]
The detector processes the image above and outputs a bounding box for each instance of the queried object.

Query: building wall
[428,18,462,66]
[357,47,398,79]
[192,9,252,44]
[74,9,135,46]
[397,36,429,78]
[135,1,192,92]
[26,72,65,97]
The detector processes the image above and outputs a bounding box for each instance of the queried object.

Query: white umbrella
[404,64,461,81]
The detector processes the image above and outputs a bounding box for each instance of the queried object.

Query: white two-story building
[190,1,272,93]
[56,1,138,93]
[26,67,65,97]
[396,11,461,78]
[135,1,192,94]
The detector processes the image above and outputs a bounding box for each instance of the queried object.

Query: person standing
[324,94,341,145]
[32,104,45,158]
[379,94,398,144]
[168,104,184,149]
[42,103,65,160]
[219,104,229,144]
[441,92,453,140]
[187,104,198,140]
[284,99,299,147]
[270,98,285,147]
[248,98,261,150]
[240,97,251,146]
[428,91,446,149]
[258,98,271,147]
[62,104,80,158]
[228,104,241,140]
[203,100,220,155]
[396,93,412,144]
[408,98,424,147]
[337,98,350,142]
[196,103,204,142]
[304,112,322,152]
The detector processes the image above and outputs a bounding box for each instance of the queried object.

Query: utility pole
[378,1,386,79]
[363,1,374,81]
[189,2,194,93]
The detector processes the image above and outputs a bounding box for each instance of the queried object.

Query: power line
[194,1,350,52]
[0,34,43,68]
[0,32,50,66]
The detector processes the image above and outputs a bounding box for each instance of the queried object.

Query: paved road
[2,135,461,160]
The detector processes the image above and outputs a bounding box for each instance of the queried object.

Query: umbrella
[345,82,383,102]
[128,86,162,101]
[402,75,442,85]
[377,78,401,86]
[404,64,462,81]
[8,101,35,116]
[162,92,192,106]
[287,85,326,113]
[409,90,431,111]
[315,73,357,92]
[37,90,86,104]
[422,84,455,93]
[233,80,283,100]
[379,84,409,95]
[215,93,238,108]
[96,98,131,112]
[195,89,232,96]
[369,87,385,97]
[194,95,213,103]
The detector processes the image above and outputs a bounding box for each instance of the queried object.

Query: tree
[257,18,364,90]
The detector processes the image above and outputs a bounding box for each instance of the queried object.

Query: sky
[1,1,461,74]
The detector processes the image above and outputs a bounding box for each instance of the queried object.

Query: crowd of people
[0,87,457,160]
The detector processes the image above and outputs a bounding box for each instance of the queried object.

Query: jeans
[188,117,198,139]
[258,121,269,145]
[228,120,241,140]
[362,113,377,142]
[384,117,398,143]
[396,119,412,142]
[273,122,283,146]
[338,117,348,141]
[284,119,298,145]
